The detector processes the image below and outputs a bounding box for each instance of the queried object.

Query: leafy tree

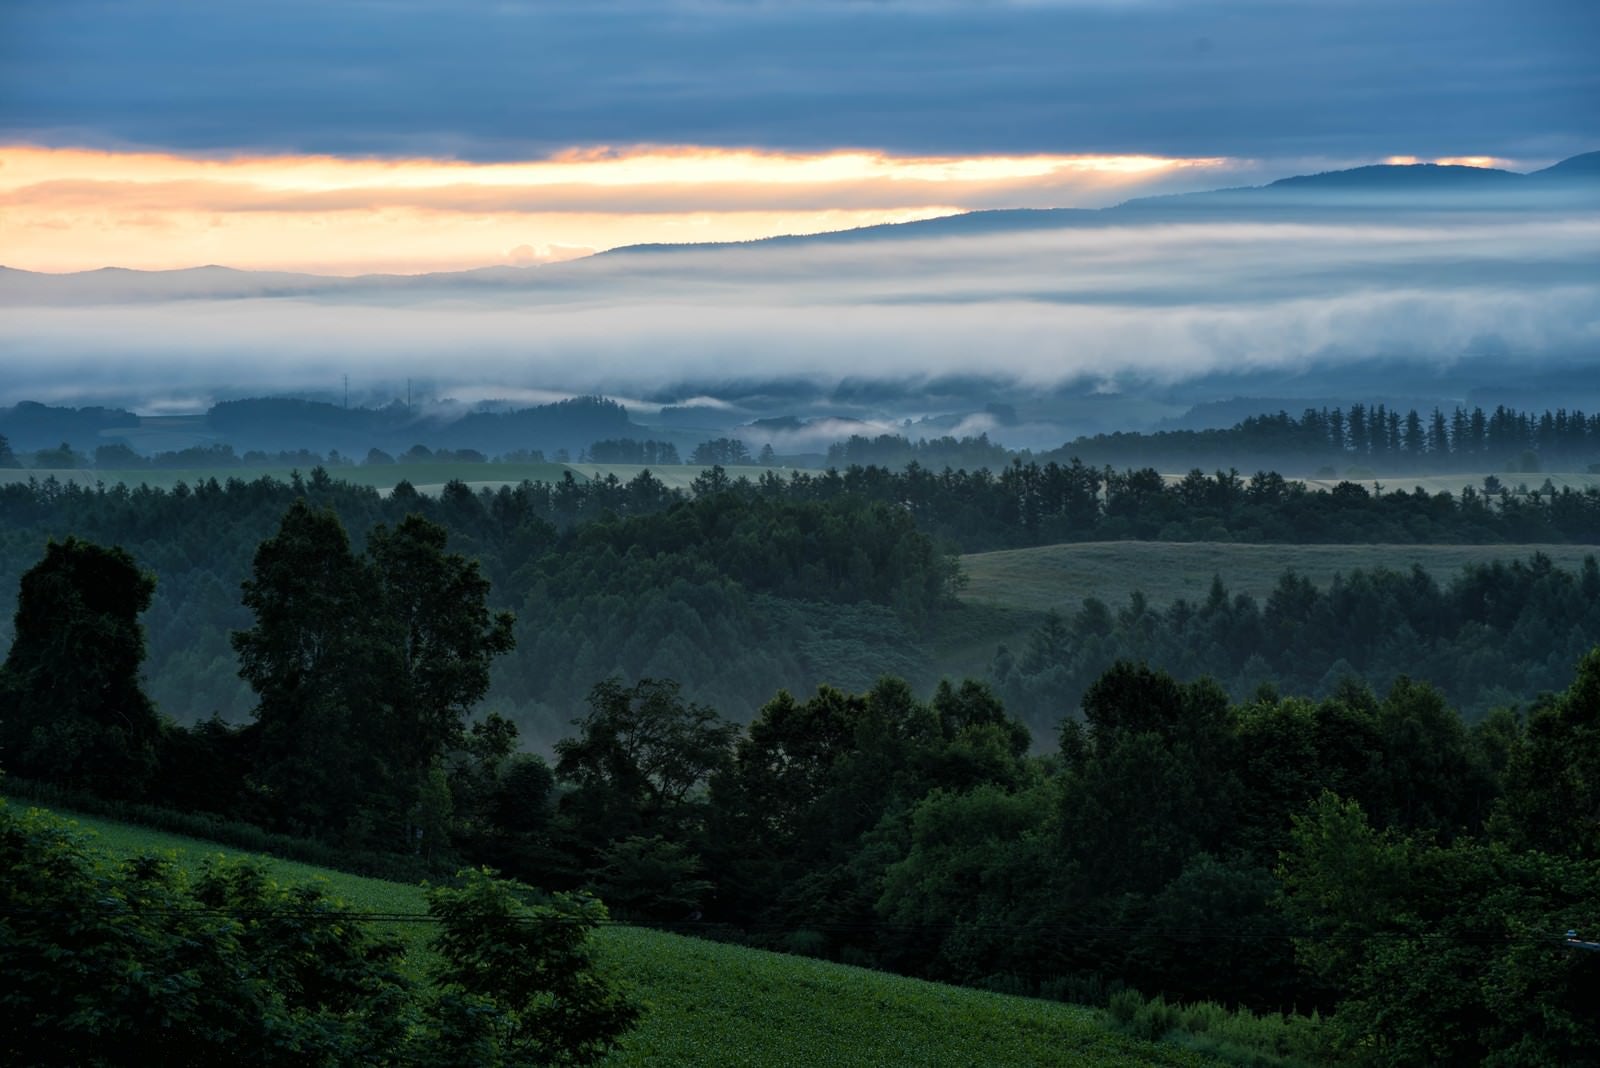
[0,537,161,797]
[592,835,713,918]
[1280,792,1600,1065]
[367,514,515,787]
[31,441,84,468]
[92,443,144,468]
[554,678,737,857]
[0,801,640,1067]
[690,438,750,466]
[231,501,376,836]
[0,801,413,1066]
[425,869,640,1066]
[231,502,515,846]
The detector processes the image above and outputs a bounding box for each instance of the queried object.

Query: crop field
[2,460,790,496]
[1298,471,1600,495]
[959,540,1599,617]
[27,804,1220,1067]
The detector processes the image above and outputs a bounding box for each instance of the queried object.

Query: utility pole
[343,374,349,410]
[1566,930,1600,952]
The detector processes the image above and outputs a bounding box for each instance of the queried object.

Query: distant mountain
[0,401,142,452]
[206,395,643,456]
[1532,150,1600,180]
[0,396,651,459]
[3,151,1592,300]
[1263,162,1523,191]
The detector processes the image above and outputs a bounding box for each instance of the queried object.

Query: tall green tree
[555,678,736,845]
[232,502,515,846]
[0,536,160,797]
[231,500,376,837]
[367,514,515,792]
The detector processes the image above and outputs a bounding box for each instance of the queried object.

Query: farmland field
[19,802,1221,1067]
[0,461,580,495]
[959,540,1599,616]
[0,460,787,496]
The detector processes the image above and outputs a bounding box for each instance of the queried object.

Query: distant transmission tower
[343,374,349,409]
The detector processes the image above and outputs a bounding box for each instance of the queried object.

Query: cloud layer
[0,144,1231,273]
[2,205,1595,415]
[2,1,1594,163]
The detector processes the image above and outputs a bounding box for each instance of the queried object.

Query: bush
[0,802,642,1067]
[1105,988,1333,1067]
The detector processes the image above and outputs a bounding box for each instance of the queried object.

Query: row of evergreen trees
[1041,403,1600,473]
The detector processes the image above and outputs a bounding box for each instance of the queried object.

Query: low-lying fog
[2,201,1596,432]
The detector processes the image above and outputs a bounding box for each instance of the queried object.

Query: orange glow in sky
[1383,154,1511,169]
[0,145,1230,274]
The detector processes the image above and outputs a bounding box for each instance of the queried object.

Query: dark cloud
[1,1,1595,161]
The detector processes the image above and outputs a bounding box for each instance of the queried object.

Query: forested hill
[0,471,956,738]
[826,403,1600,477]
[1037,403,1600,475]
[205,395,641,455]
[1,465,1598,741]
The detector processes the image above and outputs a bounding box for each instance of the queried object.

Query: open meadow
[24,803,1222,1068]
[0,461,579,495]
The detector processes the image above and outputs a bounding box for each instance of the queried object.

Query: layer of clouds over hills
[1,158,1596,431]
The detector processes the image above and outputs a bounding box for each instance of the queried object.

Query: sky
[2,0,1596,275]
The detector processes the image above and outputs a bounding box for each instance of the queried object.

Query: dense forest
[1038,402,1600,474]
[0,471,953,739]
[6,398,1600,479]
[2,510,1596,1064]
[1,466,1597,742]
[994,554,1600,724]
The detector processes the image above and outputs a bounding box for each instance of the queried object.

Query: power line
[0,904,1588,946]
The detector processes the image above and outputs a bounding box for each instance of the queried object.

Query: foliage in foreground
[0,800,637,1067]
[15,806,1223,1068]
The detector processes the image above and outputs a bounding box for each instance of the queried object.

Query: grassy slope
[959,541,1598,617]
[34,806,1217,1068]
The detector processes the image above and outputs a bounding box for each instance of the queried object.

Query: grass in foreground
[38,805,1220,1067]
[960,540,1597,616]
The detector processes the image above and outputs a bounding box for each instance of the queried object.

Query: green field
[0,461,789,496]
[9,462,1595,500]
[1297,471,1600,495]
[0,461,580,495]
[23,804,1217,1067]
[959,541,1599,617]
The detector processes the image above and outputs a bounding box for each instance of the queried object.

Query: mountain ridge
[3,151,1595,290]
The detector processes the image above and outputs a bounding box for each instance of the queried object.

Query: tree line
[1,466,1597,743]
[0,471,956,744]
[993,552,1600,727]
[1037,402,1600,474]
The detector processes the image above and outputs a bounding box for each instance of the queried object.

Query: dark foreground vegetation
[2,488,1598,1065]
[1,806,639,1067]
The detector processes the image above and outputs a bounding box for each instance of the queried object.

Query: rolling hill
[21,802,1223,1068]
